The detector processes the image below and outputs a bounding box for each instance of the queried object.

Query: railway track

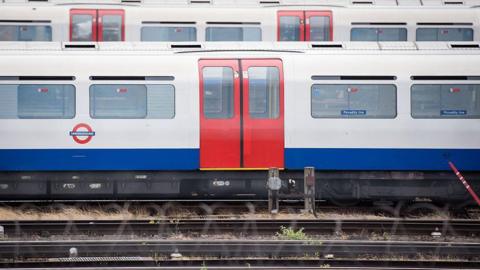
[1,219,480,237]
[2,258,480,269]
[1,239,480,258]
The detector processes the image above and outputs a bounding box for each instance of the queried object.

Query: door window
[101,14,123,41]
[309,16,331,41]
[202,67,234,119]
[248,67,280,119]
[279,16,302,41]
[72,14,94,41]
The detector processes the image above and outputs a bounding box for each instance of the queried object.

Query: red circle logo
[70,123,95,144]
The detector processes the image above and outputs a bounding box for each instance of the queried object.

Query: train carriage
[0,41,479,202]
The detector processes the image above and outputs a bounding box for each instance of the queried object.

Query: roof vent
[450,43,480,49]
[311,43,343,48]
[189,0,211,3]
[352,0,374,4]
[170,44,202,49]
[444,0,463,4]
[62,43,98,50]
[259,0,280,4]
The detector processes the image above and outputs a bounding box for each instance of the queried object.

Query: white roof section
[0,41,480,53]
[1,0,480,7]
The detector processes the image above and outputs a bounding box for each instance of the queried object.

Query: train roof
[1,0,480,8]
[1,41,480,55]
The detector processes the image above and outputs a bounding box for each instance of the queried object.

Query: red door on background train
[199,59,284,169]
[70,9,125,41]
[278,10,333,41]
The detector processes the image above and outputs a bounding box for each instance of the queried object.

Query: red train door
[242,59,284,168]
[70,9,125,41]
[199,59,284,169]
[278,10,333,41]
[199,60,241,169]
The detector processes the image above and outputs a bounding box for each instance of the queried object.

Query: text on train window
[0,25,52,41]
[89,84,175,119]
[411,84,480,118]
[351,28,407,41]
[416,28,473,41]
[311,84,397,118]
[0,84,75,119]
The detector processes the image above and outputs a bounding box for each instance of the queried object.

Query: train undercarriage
[0,170,478,204]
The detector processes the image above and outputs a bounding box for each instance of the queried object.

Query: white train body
[0,42,479,173]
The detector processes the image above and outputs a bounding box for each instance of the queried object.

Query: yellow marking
[200,168,285,171]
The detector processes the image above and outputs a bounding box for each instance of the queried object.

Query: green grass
[276,226,309,240]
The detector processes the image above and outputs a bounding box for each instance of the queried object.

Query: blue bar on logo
[70,131,96,136]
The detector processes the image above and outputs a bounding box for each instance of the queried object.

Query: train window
[0,25,52,41]
[90,85,147,119]
[248,67,280,119]
[205,27,261,41]
[416,28,473,41]
[202,67,234,119]
[351,28,407,41]
[309,16,331,41]
[147,85,175,119]
[90,84,174,119]
[0,84,74,119]
[141,26,197,41]
[71,14,94,41]
[279,16,301,41]
[411,84,480,118]
[311,84,397,118]
[101,15,122,41]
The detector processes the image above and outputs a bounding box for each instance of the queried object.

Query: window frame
[0,24,53,42]
[89,83,175,119]
[350,27,408,42]
[415,27,474,42]
[140,23,197,42]
[410,83,480,119]
[0,83,76,119]
[310,83,398,119]
[205,25,262,42]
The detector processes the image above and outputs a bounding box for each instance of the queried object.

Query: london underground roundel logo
[70,123,95,144]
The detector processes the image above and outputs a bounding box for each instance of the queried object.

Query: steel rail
[2,258,480,269]
[1,219,480,237]
[1,240,480,258]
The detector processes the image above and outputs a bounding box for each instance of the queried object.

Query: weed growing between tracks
[276,226,309,241]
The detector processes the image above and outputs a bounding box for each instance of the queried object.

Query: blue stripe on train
[285,148,480,171]
[0,148,479,171]
[0,149,199,171]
